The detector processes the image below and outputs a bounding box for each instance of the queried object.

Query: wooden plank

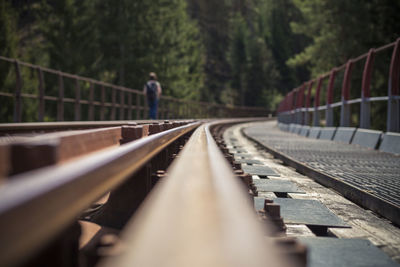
[0,144,10,179]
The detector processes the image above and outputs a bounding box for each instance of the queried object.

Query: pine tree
[0,0,18,122]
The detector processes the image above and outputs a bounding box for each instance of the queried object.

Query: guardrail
[277,38,400,132]
[0,56,268,122]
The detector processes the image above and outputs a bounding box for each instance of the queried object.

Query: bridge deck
[243,121,400,225]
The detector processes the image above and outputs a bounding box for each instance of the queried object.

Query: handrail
[277,38,400,132]
[101,120,290,267]
[0,121,200,267]
[0,56,268,122]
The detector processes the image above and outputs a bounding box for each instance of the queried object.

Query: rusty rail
[0,121,199,266]
[0,118,304,267]
[101,119,291,267]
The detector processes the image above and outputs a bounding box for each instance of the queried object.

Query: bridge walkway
[242,121,400,226]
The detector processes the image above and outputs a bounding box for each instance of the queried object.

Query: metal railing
[277,38,400,132]
[0,56,268,122]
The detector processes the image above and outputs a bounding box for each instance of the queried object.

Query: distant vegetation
[1,0,399,114]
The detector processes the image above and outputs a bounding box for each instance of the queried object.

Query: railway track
[1,119,398,267]
[0,118,306,267]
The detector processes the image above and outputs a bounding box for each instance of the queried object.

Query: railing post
[37,67,45,122]
[57,72,64,121]
[136,93,140,120]
[13,60,22,122]
[313,77,323,126]
[295,87,300,124]
[120,88,125,120]
[340,60,354,127]
[305,80,314,125]
[100,85,105,121]
[298,84,306,125]
[89,83,94,120]
[289,91,295,123]
[111,87,116,120]
[326,68,337,127]
[283,93,289,123]
[128,91,132,120]
[388,38,400,132]
[75,79,81,121]
[360,49,375,129]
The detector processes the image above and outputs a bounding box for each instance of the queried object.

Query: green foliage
[0,0,18,122]
[288,0,400,77]
[38,0,100,76]
[260,0,310,94]
[187,0,231,103]
[2,0,399,122]
[95,0,204,99]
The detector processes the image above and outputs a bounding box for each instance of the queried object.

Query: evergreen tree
[96,0,204,99]
[259,0,310,93]
[288,0,400,77]
[187,0,231,103]
[0,0,18,122]
[38,0,99,76]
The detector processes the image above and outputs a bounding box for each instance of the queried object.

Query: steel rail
[0,120,193,134]
[0,121,200,267]
[101,119,290,267]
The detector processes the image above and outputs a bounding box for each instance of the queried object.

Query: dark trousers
[148,98,158,119]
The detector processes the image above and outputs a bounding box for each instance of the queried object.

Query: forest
[1,0,399,114]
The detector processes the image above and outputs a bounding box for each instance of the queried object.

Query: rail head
[0,121,200,267]
[101,120,290,267]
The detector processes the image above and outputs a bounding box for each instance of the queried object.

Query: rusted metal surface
[1,126,150,176]
[0,121,199,266]
[0,120,184,135]
[101,120,292,267]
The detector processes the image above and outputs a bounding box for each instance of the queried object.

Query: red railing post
[360,49,375,129]
[388,38,400,132]
[289,90,295,123]
[313,77,324,126]
[296,84,306,124]
[305,80,314,125]
[340,60,354,127]
[326,68,337,126]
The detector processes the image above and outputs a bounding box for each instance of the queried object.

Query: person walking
[143,72,162,119]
